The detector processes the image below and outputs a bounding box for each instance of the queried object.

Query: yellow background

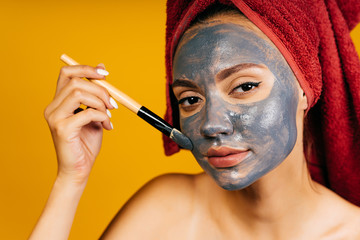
[0,1,359,239]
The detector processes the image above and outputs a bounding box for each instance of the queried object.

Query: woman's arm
[29,63,115,240]
[29,176,86,240]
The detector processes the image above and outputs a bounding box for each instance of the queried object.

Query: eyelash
[230,81,261,95]
[178,96,201,106]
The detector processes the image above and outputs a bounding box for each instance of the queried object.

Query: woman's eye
[231,82,261,94]
[178,96,201,106]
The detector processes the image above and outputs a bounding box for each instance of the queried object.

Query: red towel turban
[163,0,360,206]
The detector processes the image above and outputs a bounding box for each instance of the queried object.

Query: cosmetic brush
[60,54,193,150]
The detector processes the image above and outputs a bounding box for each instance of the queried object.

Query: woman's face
[172,18,300,190]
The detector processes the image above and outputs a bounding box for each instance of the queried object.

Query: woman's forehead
[173,22,281,80]
[175,14,272,55]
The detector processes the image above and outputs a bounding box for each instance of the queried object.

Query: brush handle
[60,54,141,113]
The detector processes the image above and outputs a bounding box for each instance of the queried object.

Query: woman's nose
[200,102,234,138]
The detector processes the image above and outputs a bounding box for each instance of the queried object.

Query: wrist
[55,172,89,190]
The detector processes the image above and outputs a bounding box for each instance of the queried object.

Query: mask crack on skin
[173,21,299,190]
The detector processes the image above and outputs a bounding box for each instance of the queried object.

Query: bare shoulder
[340,201,360,238]
[100,172,204,239]
[333,203,360,239]
[316,184,360,238]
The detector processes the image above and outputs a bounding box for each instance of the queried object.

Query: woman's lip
[207,152,250,168]
[207,146,248,157]
[207,147,250,168]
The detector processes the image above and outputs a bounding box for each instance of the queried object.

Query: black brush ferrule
[137,106,173,137]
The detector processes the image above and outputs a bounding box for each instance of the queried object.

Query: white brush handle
[60,54,141,113]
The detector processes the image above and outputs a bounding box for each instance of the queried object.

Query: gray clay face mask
[172,22,299,190]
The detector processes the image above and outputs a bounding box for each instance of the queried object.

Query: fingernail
[106,109,112,118]
[110,122,113,129]
[109,97,118,109]
[96,68,109,76]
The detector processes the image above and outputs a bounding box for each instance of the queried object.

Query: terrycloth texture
[163,0,360,206]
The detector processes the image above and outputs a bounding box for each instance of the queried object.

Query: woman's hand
[44,64,117,185]
[29,64,117,240]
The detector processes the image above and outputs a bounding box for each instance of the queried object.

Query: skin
[29,13,360,240]
[172,22,299,190]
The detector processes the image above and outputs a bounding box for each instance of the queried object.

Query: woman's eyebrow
[216,63,266,81]
[172,79,198,89]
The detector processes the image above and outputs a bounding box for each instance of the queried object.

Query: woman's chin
[210,173,258,191]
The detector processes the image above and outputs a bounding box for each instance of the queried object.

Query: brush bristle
[170,128,193,150]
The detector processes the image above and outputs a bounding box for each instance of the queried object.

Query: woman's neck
[218,141,324,238]
[240,152,316,216]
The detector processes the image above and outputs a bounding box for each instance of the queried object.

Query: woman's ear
[300,90,308,110]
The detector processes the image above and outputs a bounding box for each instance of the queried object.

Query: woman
[30,1,360,239]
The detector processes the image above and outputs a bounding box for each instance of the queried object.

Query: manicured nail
[96,68,109,76]
[110,122,113,129]
[109,97,118,109]
[106,109,112,118]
